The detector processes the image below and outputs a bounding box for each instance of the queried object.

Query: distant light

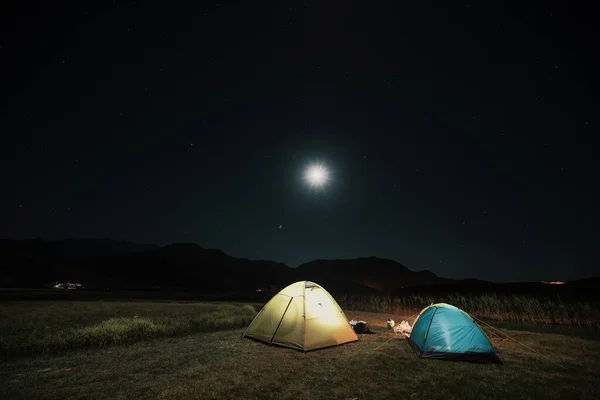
[304,163,329,187]
[542,281,567,285]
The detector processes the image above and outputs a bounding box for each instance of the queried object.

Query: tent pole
[303,282,307,350]
[420,306,439,356]
[270,296,293,344]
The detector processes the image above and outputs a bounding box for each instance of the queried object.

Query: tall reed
[337,294,600,328]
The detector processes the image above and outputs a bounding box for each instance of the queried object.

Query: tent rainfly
[408,303,502,363]
[242,281,358,351]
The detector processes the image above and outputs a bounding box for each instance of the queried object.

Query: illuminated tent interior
[242,281,358,351]
[408,303,502,363]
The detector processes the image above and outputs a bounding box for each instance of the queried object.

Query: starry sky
[1,1,597,282]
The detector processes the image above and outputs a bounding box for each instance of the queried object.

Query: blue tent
[408,303,502,363]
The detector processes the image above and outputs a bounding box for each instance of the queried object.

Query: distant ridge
[0,238,598,298]
[293,257,451,292]
[0,238,445,293]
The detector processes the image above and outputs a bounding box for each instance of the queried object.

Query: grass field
[0,301,256,358]
[1,301,599,400]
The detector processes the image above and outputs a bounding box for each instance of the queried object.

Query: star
[278,225,282,229]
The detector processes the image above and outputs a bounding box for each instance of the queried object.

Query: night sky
[1,1,597,282]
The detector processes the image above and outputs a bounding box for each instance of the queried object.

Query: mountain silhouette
[1,238,598,298]
[292,257,451,292]
[0,238,442,294]
[100,242,291,292]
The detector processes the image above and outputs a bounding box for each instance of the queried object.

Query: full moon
[304,164,329,187]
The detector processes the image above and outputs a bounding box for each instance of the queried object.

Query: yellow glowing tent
[242,281,358,351]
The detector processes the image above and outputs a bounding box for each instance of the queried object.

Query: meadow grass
[0,301,256,358]
[0,307,598,400]
[338,294,600,328]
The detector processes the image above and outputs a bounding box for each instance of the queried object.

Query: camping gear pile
[351,321,376,334]
[393,320,412,335]
[386,318,395,331]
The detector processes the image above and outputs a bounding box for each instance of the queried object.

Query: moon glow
[304,164,329,187]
